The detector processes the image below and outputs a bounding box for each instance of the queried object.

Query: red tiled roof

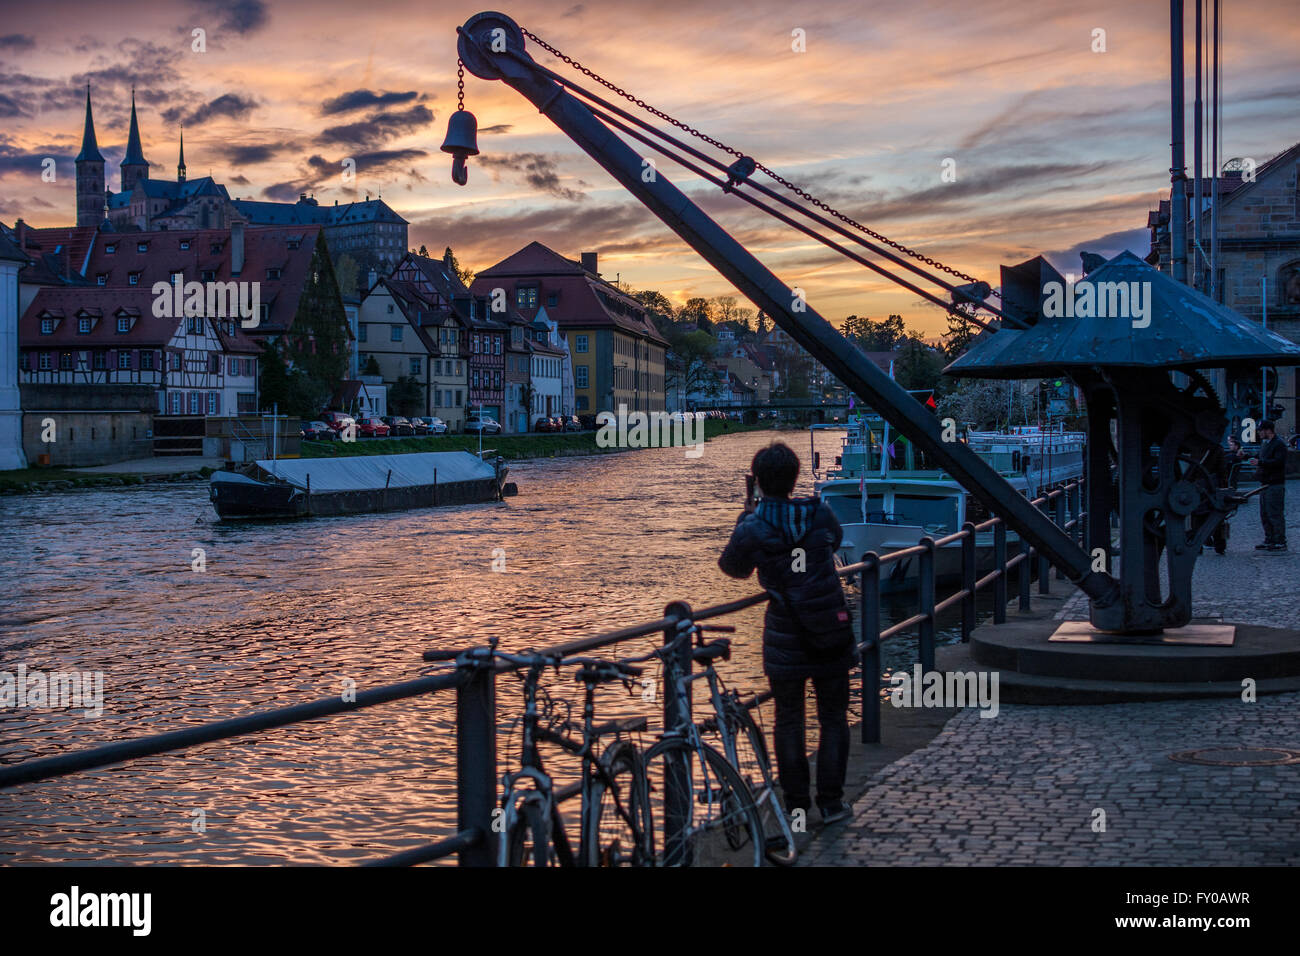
[80,224,328,335]
[472,241,667,345]
[21,285,261,352]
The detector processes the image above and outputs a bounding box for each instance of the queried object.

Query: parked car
[417,416,448,435]
[535,416,558,432]
[562,415,582,432]
[300,421,335,441]
[466,416,502,435]
[409,418,431,436]
[382,415,415,436]
[321,411,355,434]
[357,417,390,438]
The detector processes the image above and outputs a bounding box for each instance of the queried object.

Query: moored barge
[209,451,511,520]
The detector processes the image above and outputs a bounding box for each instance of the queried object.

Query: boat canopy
[255,452,495,492]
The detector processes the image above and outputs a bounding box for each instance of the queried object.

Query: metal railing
[0,481,1083,866]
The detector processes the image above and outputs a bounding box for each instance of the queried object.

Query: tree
[418,244,429,257]
[893,334,946,392]
[389,374,423,416]
[712,295,739,325]
[334,253,360,299]
[443,247,475,287]
[756,310,769,336]
[679,296,714,328]
[665,329,721,400]
[841,314,906,352]
[733,306,756,333]
[943,307,978,360]
[361,354,381,376]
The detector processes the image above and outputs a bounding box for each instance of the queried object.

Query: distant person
[1226,436,1247,487]
[718,442,854,826]
[1252,420,1288,552]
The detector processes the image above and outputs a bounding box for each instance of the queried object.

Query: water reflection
[0,430,980,864]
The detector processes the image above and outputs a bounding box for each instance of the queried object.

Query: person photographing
[718,442,854,826]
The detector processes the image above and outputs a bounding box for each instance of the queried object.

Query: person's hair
[1260,420,1276,433]
[751,442,800,497]
[1228,436,1241,446]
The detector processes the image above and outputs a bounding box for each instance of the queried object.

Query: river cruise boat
[810,415,1084,590]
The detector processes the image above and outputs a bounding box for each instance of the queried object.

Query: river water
[0,429,982,864]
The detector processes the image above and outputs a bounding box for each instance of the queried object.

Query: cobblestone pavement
[803,481,1300,866]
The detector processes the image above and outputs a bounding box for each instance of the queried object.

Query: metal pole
[1038,500,1052,595]
[1019,544,1033,611]
[1210,0,1220,301]
[1193,0,1203,290]
[1052,494,1067,579]
[860,555,881,744]
[960,522,976,642]
[993,522,1008,625]
[918,538,936,673]
[457,14,1115,606]
[1263,276,1268,419]
[1170,0,1188,284]
[661,600,692,864]
[455,654,497,866]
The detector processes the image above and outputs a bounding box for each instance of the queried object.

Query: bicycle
[625,620,780,866]
[423,638,652,867]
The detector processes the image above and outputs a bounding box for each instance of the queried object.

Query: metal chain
[521,27,982,286]
[457,59,465,111]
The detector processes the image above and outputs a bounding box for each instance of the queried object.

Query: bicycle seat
[575,661,643,684]
[692,639,731,663]
[591,716,649,737]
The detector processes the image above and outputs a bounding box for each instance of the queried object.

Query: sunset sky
[2,0,1297,335]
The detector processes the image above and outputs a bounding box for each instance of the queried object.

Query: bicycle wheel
[724,703,798,866]
[642,737,765,866]
[583,739,653,867]
[502,791,558,867]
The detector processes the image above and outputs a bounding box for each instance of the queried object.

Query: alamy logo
[0,664,103,717]
[889,665,999,718]
[49,886,151,936]
[595,405,706,458]
[1042,278,1151,328]
[152,280,260,328]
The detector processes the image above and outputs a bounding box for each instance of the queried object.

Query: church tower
[74,85,105,227]
[120,88,149,195]
[177,126,187,182]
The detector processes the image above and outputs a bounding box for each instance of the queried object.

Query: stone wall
[20,384,155,466]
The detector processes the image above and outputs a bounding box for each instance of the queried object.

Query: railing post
[456,652,497,867]
[918,538,936,673]
[1067,482,1081,544]
[662,600,692,864]
[859,554,881,744]
[1019,543,1033,611]
[1052,493,1067,580]
[1037,500,1051,595]
[993,521,1007,625]
[960,522,976,643]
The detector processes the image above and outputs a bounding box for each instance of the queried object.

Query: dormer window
[96,274,107,286]
[267,267,282,280]
[40,317,54,334]
[210,243,222,254]
[201,269,216,281]
[78,316,92,334]
[180,240,190,250]
[117,316,130,333]
[136,242,148,253]
[128,272,140,286]
[105,243,116,254]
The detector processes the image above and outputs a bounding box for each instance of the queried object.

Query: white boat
[810,414,1084,591]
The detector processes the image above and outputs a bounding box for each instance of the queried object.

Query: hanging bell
[441,110,480,186]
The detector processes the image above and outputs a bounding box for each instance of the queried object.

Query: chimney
[231,220,245,276]
[580,251,598,274]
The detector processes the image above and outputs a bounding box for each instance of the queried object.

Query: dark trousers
[1260,484,1286,545]
[768,673,850,811]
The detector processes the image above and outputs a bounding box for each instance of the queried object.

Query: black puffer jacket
[718,496,855,679]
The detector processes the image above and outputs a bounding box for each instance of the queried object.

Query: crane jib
[455,12,1118,609]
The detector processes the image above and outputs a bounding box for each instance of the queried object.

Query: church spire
[177,125,186,182]
[123,88,147,165]
[75,84,104,163]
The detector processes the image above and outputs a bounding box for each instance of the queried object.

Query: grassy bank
[301,420,770,461]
